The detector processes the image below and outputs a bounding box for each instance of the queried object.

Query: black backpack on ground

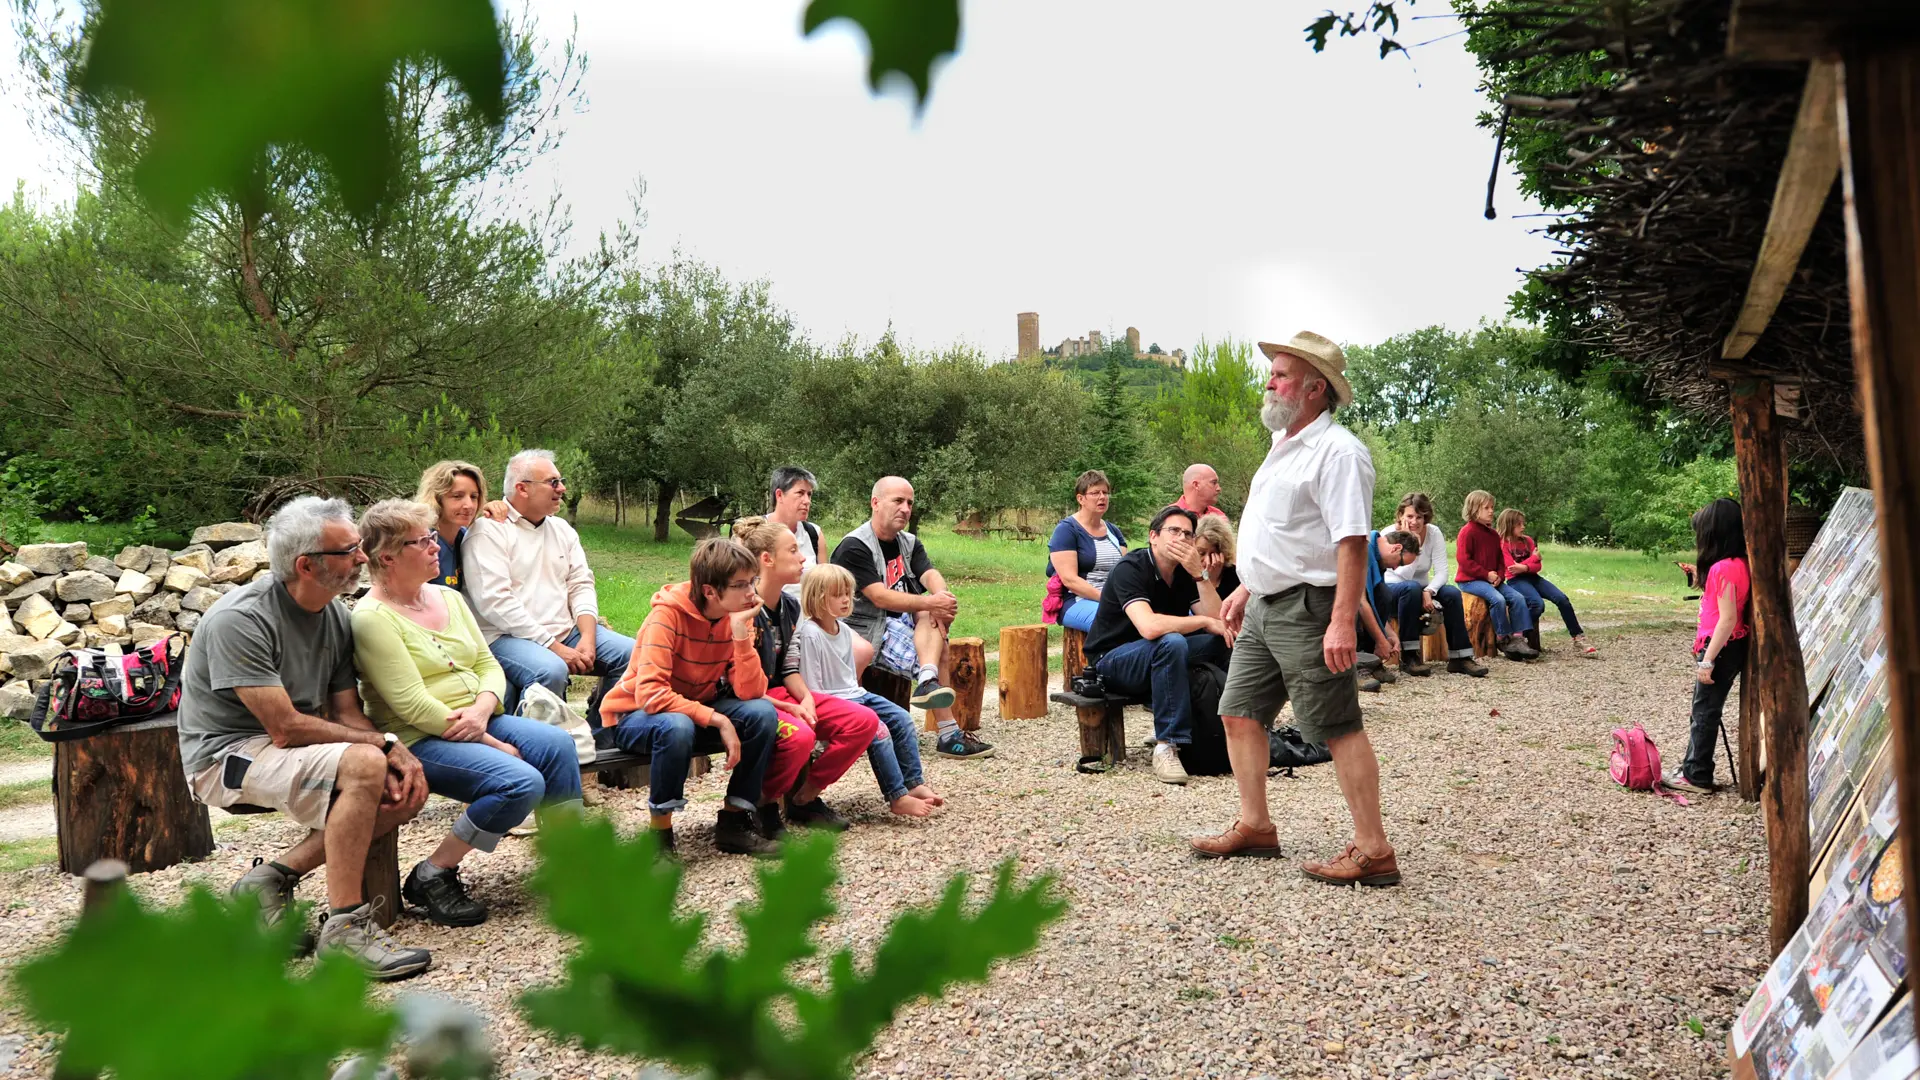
[1178,662,1232,775]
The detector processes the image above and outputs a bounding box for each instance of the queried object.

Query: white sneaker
[1151,743,1190,786]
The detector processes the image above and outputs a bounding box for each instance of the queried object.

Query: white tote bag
[516,683,596,765]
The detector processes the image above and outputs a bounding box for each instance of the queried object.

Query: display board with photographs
[1730,488,1911,1080]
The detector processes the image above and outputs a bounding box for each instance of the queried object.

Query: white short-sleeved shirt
[1384,522,1449,593]
[1235,410,1376,595]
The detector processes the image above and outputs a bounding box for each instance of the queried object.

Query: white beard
[1261,391,1298,433]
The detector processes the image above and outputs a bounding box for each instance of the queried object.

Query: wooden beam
[1723,59,1842,361]
[1728,1,1920,61]
[1837,40,1920,1034]
[1729,376,1812,952]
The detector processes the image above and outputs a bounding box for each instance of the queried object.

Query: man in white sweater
[1381,491,1486,677]
[462,449,636,715]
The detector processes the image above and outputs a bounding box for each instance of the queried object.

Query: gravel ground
[0,625,1769,1079]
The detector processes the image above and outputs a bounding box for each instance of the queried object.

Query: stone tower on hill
[1017,312,1039,360]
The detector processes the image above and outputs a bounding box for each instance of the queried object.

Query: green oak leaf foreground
[75,0,507,219]
[15,887,394,1080]
[522,815,1067,1080]
[803,0,962,112]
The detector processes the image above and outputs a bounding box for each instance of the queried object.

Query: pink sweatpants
[761,689,880,803]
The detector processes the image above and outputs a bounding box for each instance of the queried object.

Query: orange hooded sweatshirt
[599,582,767,727]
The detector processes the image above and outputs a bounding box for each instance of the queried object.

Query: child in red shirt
[1496,508,1597,658]
[1666,498,1750,794]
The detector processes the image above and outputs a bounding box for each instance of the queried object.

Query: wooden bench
[1050,687,1147,770]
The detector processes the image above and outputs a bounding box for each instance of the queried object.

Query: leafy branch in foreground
[14,888,393,1080]
[522,816,1067,1080]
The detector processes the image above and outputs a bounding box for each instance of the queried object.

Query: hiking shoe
[1151,743,1190,786]
[232,857,300,925]
[1357,673,1382,693]
[651,827,680,861]
[1446,657,1489,678]
[1190,820,1282,859]
[784,796,851,832]
[936,731,995,759]
[715,809,781,856]
[317,903,432,981]
[755,802,788,840]
[1662,770,1718,795]
[1302,844,1401,887]
[402,861,488,927]
[1399,653,1433,677]
[1507,636,1538,658]
[911,678,956,710]
[1372,664,1399,685]
[232,857,315,955]
[1501,644,1532,662]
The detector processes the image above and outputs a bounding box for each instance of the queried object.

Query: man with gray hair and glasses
[462,449,634,717]
[178,496,434,979]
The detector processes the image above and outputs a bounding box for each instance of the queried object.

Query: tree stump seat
[1383,618,1449,665]
[1050,687,1146,771]
[54,711,213,876]
[1459,593,1499,658]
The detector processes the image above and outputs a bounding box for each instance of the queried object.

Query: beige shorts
[187,736,350,831]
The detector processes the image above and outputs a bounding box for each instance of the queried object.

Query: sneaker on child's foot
[1573,634,1599,658]
[936,731,995,760]
[402,860,488,927]
[1151,743,1190,786]
[317,903,432,981]
[911,678,956,710]
[784,796,851,831]
[715,809,781,856]
[1661,770,1718,795]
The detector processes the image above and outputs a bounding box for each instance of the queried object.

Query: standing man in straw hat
[1190,331,1400,887]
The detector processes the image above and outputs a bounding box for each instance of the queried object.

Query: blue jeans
[600,696,777,814]
[1507,575,1583,636]
[1458,579,1533,637]
[489,625,637,716]
[856,691,923,802]
[1384,580,1474,658]
[407,714,584,851]
[1091,632,1228,746]
[1062,596,1099,632]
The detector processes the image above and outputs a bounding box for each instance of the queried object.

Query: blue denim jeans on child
[1091,631,1228,746]
[489,626,637,716]
[1506,575,1583,636]
[600,695,778,814]
[407,713,585,851]
[858,691,924,803]
[1457,579,1533,638]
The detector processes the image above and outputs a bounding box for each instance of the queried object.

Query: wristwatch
[1198,568,1211,583]
[381,732,399,755]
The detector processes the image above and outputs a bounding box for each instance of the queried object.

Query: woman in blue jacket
[1045,470,1127,632]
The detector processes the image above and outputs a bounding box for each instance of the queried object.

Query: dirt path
[0,626,1764,1079]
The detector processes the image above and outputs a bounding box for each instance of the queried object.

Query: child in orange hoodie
[599,537,781,856]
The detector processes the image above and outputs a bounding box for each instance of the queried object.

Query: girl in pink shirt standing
[1667,498,1750,794]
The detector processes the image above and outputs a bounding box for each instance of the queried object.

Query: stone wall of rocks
[0,522,268,719]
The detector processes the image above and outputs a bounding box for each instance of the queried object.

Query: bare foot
[889,794,933,818]
[907,784,945,807]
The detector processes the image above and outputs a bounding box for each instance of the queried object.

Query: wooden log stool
[1050,687,1144,771]
[1459,593,1499,658]
[997,624,1048,720]
[1384,617,1450,667]
[947,637,986,732]
[54,712,213,875]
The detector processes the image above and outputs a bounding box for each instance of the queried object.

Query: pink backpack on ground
[1610,723,1687,805]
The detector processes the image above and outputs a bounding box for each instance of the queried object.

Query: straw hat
[1258,331,1353,408]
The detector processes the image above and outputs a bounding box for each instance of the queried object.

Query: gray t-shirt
[177,576,357,774]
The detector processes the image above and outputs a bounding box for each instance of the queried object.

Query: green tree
[1072,356,1157,535]
[0,11,621,525]
[1146,336,1267,518]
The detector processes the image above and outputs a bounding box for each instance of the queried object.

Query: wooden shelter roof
[1491,0,1859,470]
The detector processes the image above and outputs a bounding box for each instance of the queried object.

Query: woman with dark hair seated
[1046,470,1128,632]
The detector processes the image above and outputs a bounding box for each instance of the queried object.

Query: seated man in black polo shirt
[1082,506,1228,786]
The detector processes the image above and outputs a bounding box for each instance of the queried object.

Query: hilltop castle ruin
[1016,312,1185,369]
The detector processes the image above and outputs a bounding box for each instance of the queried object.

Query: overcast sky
[0,0,1556,358]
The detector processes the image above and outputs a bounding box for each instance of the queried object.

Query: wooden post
[1728,375,1812,951]
[948,637,985,732]
[55,715,213,874]
[997,624,1048,720]
[1838,40,1920,1014]
[81,859,129,914]
[1062,627,1088,685]
[363,830,402,929]
[1738,661,1764,801]
[1076,702,1125,767]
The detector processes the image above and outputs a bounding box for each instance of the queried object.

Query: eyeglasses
[527,476,566,490]
[400,535,441,551]
[304,542,364,559]
[1157,527,1194,539]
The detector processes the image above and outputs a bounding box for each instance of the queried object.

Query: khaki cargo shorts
[1218,585,1364,746]
[187,735,350,832]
